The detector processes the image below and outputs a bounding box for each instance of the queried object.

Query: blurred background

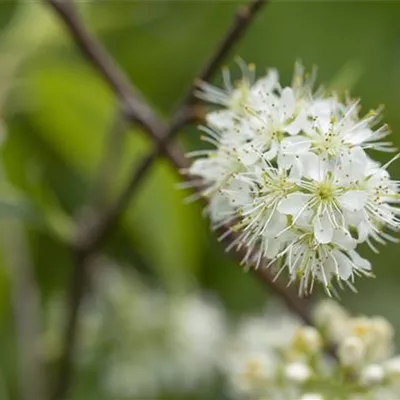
[0,1,400,399]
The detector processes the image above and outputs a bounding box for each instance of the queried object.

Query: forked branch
[44,1,314,399]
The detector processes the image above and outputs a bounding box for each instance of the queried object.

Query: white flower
[284,361,312,383]
[270,226,371,295]
[290,326,322,355]
[360,364,385,386]
[220,300,400,399]
[196,59,278,116]
[234,310,300,353]
[225,350,276,396]
[172,294,226,385]
[338,336,366,367]
[305,102,393,158]
[219,166,295,264]
[348,316,394,362]
[312,299,350,343]
[384,356,400,379]
[277,155,370,244]
[345,160,400,249]
[188,61,400,294]
[299,394,325,400]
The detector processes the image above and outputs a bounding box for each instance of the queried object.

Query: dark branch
[178,0,267,109]
[46,0,187,170]
[255,268,312,324]
[46,0,165,137]
[86,0,268,251]
[44,1,185,397]
[80,147,180,253]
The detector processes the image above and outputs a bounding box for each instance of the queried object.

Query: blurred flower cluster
[43,263,227,398]
[42,265,400,399]
[188,61,400,295]
[226,299,400,400]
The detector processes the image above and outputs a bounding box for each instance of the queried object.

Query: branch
[85,0,268,251]
[43,1,182,397]
[177,0,268,110]
[255,268,312,324]
[46,0,165,137]
[44,0,315,397]
[51,107,128,400]
[46,0,188,172]
[85,161,311,326]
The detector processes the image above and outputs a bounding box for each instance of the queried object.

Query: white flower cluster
[42,267,400,400]
[91,270,227,398]
[224,300,400,400]
[42,264,227,399]
[188,60,400,295]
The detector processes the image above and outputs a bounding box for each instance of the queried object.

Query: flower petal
[332,228,356,250]
[356,220,370,242]
[263,237,282,259]
[224,177,253,205]
[265,211,288,238]
[209,192,232,223]
[285,111,308,136]
[302,152,328,182]
[237,143,260,166]
[206,110,235,131]
[280,87,296,116]
[277,152,295,169]
[314,213,333,244]
[277,193,312,216]
[263,140,279,160]
[332,250,353,280]
[280,136,311,155]
[349,250,371,271]
[338,190,368,212]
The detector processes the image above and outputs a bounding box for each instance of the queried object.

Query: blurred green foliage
[0,1,399,399]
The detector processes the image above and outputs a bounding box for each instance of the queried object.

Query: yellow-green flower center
[317,183,334,201]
